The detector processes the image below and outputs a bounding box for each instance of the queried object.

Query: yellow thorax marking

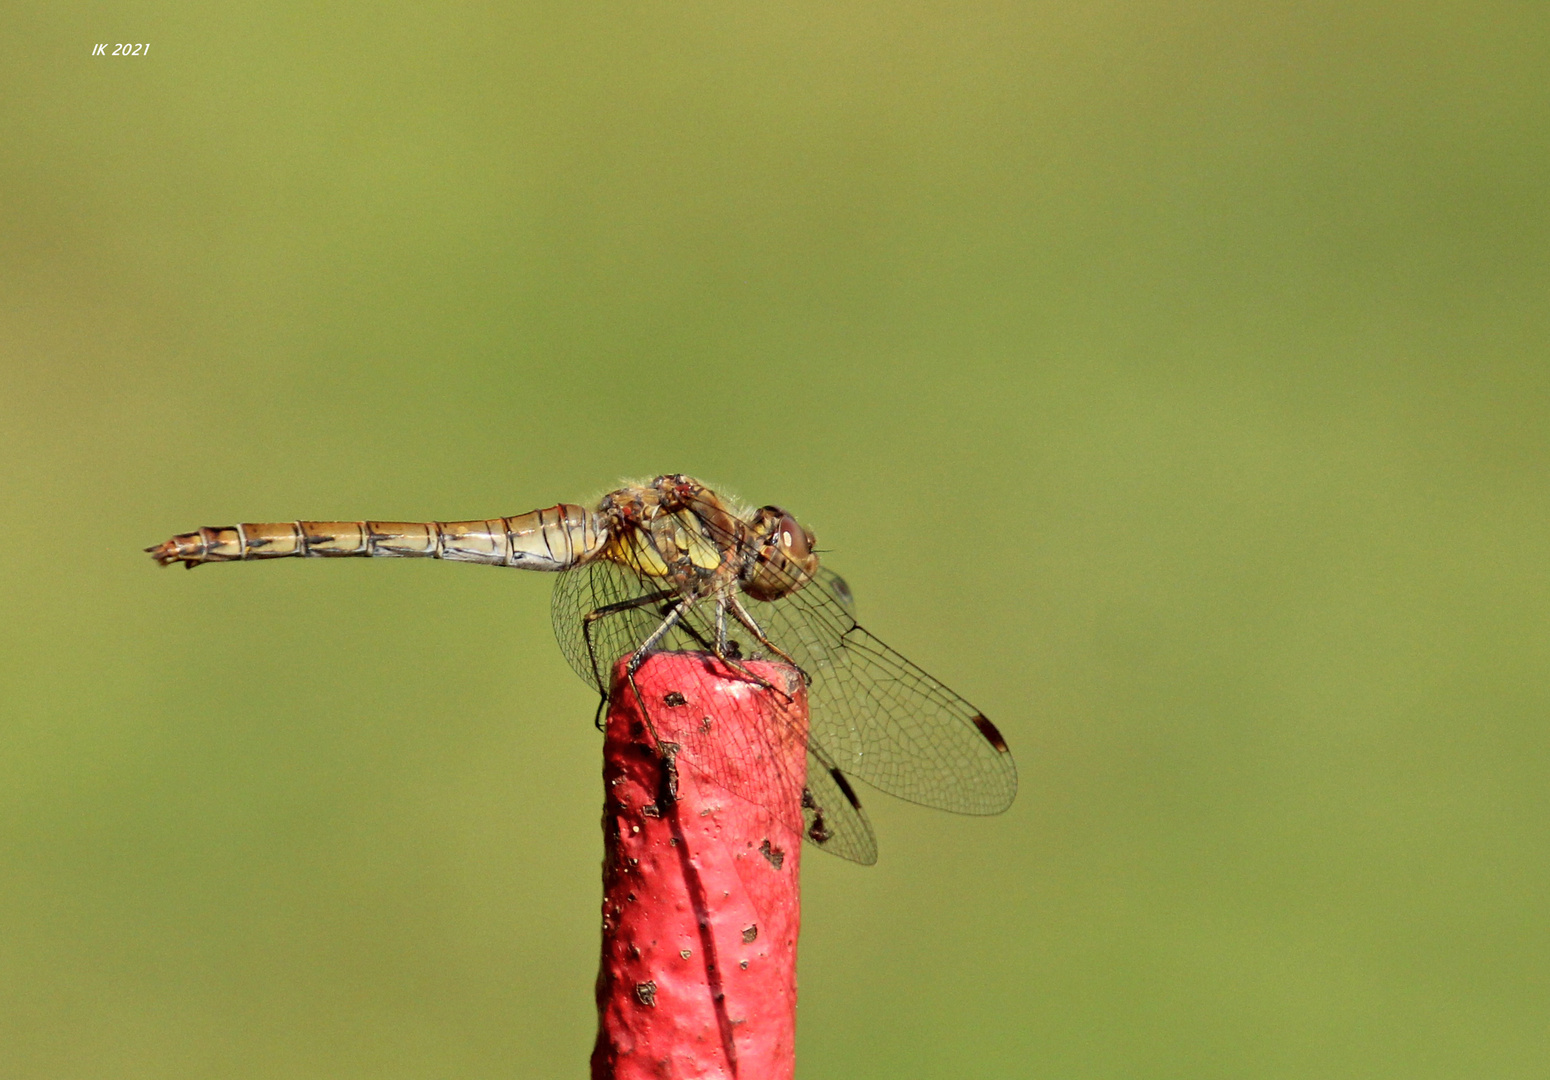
[676,512,723,570]
[612,533,669,577]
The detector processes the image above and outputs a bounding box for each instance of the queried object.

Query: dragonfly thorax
[596,478,745,597]
[593,477,820,604]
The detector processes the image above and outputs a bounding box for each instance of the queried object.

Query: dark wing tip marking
[972,714,1010,754]
[828,766,863,809]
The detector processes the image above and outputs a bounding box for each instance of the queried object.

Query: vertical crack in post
[669,806,739,1075]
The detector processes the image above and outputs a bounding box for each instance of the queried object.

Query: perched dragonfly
[148,474,1016,863]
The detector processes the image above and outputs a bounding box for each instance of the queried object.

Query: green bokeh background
[4,3,1549,1077]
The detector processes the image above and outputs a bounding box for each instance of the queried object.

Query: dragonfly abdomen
[147,505,605,570]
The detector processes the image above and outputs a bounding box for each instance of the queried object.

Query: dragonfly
[148,474,1017,864]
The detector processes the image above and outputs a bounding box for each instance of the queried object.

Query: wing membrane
[552,559,881,863]
[549,507,1017,862]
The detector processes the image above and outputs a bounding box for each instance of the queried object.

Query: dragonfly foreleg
[680,595,796,703]
[727,595,808,682]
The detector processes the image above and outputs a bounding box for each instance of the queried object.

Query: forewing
[677,508,1017,816]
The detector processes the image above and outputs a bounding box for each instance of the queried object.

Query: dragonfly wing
[815,566,857,617]
[550,560,884,862]
[551,559,670,693]
[802,742,879,865]
[742,581,1018,817]
[683,507,1017,817]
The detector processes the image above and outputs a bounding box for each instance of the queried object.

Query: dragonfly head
[742,506,819,601]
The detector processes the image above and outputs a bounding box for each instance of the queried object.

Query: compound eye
[777,514,811,559]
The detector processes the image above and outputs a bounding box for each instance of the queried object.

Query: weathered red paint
[592,652,807,1080]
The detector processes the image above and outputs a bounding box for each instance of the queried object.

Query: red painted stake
[592,652,808,1080]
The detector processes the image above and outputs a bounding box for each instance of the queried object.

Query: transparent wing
[551,557,669,693]
[803,742,878,865]
[551,558,880,864]
[740,575,1018,816]
[692,514,1019,818]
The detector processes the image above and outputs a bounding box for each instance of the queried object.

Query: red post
[592,652,808,1080]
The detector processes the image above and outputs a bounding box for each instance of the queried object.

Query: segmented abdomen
[147,505,604,570]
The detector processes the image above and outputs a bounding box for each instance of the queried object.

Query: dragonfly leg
[727,595,808,682]
[655,604,785,697]
[582,588,678,705]
[622,600,696,795]
[673,596,795,703]
[625,599,693,678]
[581,590,696,784]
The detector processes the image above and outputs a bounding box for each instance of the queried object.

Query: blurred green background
[3,2,1548,1077]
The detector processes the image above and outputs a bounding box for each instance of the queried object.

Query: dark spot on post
[758,839,785,869]
[663,691,687,707]
[634,981,657,1007]
[742,924,758,943]
[808,813,831,846]
[972,713,1010,753]
[641,803,661,818]
[739,960,749,970]
[659,741,681,803]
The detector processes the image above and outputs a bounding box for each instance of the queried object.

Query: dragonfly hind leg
[620,601,696,802]
[582,591,701,788]
[581,589,675,690]
[581,588,676,729]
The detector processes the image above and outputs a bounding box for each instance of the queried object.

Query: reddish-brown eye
[777,514,810,559]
